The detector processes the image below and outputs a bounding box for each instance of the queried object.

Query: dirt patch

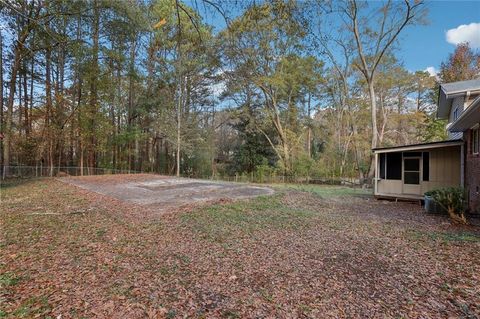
[59,174,274,214]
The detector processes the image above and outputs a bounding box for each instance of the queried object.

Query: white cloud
[425,66,438,77]
[445,22,480,48]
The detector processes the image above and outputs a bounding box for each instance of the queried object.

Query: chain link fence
[1,165,370,188]
[199,174,369,187]
[1,165,140,180]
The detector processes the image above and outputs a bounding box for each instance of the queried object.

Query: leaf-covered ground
[1,178,479,318]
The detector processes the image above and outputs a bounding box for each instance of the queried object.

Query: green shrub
[424,190,437,197]
[429,187,467,224]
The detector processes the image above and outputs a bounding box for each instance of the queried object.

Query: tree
[341,0,426,177]
[222,1,322,174]
[2,0,43,176]
[412,70,436,112]
[148,0,218,176]
[0,0,447,183]
[439,43,480,83]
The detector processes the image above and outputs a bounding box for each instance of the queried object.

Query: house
[373,79,480,213]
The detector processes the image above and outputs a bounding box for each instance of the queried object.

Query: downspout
[374,152,379,195]
[460,139,465,188]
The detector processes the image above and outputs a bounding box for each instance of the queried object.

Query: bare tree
[342,0,426,177]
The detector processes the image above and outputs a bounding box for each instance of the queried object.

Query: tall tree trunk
[71,14,82,167]
[367,80,377,178]
[307,93,312,158]
[28,45,34,135]
[88,0,100,172]
[46,45,53,176]
[0,30,3,174]
[108,55,116,168]
[4,35,25,176]
[176,46,182,177]
[23,60,29,137]
[57,16,66,169]
[176,78,181,177]
[18,67,23,139]
[127,40,136,171]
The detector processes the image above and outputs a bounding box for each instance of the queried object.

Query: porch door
[402,156,421,195]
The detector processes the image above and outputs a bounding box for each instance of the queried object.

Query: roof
[441,79,480,94]
[437,79,480,119]
[372,139,463,153]
[449,95,480,132]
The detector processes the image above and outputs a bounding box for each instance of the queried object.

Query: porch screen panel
[386,153,401,180]
[404,158,419,171]
[404,158,420,184]
[379,153,386,179]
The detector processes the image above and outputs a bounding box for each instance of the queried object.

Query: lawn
[1,178,480,318]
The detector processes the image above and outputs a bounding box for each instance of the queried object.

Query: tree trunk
[88,0,100,171]
[28,45,34,135]
[23,60,29,137]
[176,46,182,177]
[367,80,378,179]
[176,80,181,177]
[45,45,53,176]
[307,93,311,158]
[4,37,24,176]
[18,67,23,139]
[0,30,3,174]
[127,40,136,170]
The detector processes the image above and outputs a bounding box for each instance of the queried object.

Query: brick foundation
[465,128,480,213]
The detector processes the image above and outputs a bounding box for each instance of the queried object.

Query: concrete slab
[60,174,274,212]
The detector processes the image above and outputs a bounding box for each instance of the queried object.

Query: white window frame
[473,127,479,155]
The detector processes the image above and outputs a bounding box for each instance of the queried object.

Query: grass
[181,195,316,243]
[273,183,372,198]
[0,273,22,287]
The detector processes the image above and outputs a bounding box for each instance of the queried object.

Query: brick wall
[465,128,480,213]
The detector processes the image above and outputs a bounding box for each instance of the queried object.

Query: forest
[1,0,479,180]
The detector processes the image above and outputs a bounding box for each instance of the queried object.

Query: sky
[198,0,480,77]
[397,0,480,75]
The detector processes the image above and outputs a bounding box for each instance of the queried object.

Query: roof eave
[449,97,480,132]
[436,86,450,119]
[372,140,463,154]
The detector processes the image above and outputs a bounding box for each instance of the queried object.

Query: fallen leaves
[1,178,479,318]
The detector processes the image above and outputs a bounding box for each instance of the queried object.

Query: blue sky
[395,0,480,74]
[198,0,480,76]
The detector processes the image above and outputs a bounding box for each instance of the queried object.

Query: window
[453,108,459,120]
[422,152,430,181]
[386,153,402,180]
[473,128,479,154]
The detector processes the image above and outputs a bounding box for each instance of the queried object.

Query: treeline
[0,0,478,179]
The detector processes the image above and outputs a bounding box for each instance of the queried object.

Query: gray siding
[448,96,465,140]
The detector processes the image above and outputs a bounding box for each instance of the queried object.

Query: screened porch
[373,140,463,200]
